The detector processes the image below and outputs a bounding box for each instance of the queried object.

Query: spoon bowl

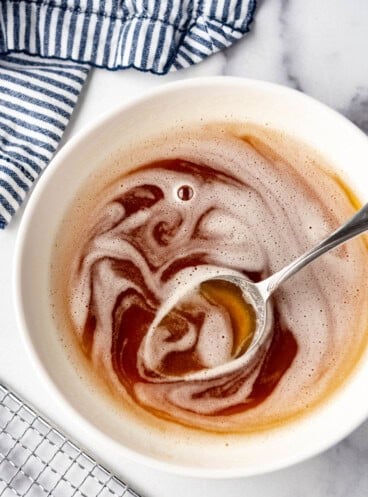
[143,273,273,382]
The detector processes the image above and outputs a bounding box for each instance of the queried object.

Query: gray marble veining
[226,0,368,133]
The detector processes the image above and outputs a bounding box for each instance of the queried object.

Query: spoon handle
[258,202,368,299]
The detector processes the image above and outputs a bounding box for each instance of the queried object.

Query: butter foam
[51,125,368,432]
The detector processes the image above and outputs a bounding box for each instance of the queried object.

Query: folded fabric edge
[0,54,89,229]
[0,0,257,75]
[0,213,6,230]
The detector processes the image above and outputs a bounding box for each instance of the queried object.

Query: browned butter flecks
[51,125,368,433]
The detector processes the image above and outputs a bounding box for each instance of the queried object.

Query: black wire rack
[0,383,140,497]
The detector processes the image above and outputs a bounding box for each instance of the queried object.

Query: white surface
[2,0,368,495]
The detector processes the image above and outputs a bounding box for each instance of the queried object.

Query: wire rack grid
[0,383,140,497]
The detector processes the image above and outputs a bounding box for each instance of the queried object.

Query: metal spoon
[144,202,368,382]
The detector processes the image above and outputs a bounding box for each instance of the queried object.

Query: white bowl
[14,77,368,478]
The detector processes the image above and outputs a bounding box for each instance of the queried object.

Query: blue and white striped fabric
[0,54,89,228]
[0,0,257,229]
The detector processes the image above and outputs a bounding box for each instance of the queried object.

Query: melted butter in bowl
[51,123,368,433]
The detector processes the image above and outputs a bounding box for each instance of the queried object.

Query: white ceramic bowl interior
[14,77,368,478]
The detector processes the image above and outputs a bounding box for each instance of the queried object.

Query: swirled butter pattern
[51,126,368,432]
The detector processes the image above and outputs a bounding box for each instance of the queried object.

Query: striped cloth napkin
[0,0,257,229]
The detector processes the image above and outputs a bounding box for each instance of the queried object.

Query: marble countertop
[1,0,368,496]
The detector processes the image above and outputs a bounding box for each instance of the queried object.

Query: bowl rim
[13,76,368,478]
